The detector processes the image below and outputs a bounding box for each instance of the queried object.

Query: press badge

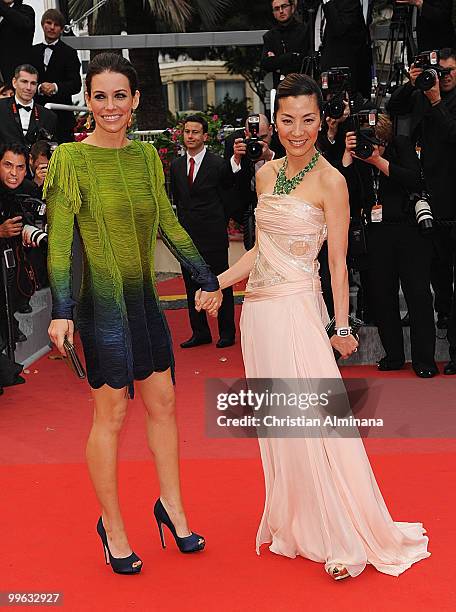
[371,204,382,223]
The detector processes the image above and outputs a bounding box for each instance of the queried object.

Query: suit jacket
[416,0,456,52]
[0,0,35,84]
[260,18,311,88]
[319,0,372,98]
[30,39,81,143]
[0,97,57,148]
[170,151,232,254]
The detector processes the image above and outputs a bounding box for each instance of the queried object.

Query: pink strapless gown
[240,193,430,577]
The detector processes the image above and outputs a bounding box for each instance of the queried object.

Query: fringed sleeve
[43,145,80,319]
[144,144,220,292]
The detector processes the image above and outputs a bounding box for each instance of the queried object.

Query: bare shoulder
[256,156,284,193]
[316,158,347,190]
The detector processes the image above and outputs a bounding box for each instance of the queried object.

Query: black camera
[244,114,263,162]
[6,194,48,247]
[413,50,451,91]
[351,110,381,159]
[33,127,58,154]
[321,67,351,120]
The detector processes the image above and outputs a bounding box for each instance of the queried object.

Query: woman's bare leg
[137,369,191,537]
[86,384,133,557]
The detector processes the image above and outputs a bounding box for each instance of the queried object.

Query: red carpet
[1,290,455,611]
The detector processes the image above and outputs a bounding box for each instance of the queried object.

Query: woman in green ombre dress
[45,54,222,574]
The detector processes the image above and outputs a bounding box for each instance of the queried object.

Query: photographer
[225,114,280,250]
[395,0,455,51]
[0,0,35,85]
[261,0,310,88]
[314,0,373,98]
[387,47,456,374]
[342,113,437,377]
[29,139,52,191]
[0,143,44,335]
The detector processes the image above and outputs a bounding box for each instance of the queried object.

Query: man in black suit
[315,0,372,98]
[170,115,236,349]
[0,0,35,85]
[0,64,57,148]
[395,0,455,52]
[30,9,81,144]
[261,0,310,88]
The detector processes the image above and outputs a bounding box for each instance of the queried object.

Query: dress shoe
[180,336,212,349]
[17,304,32,314]
[436,314,450,330]
[412,364,438,378]
[377,358,404,371]
[444,361,456,375]
[216,338,235,349]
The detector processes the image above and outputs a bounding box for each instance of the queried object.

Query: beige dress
[240,193,430,577]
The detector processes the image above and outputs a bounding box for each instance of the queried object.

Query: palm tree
[68,0,233,128]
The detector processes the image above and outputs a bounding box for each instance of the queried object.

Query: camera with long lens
[410,191,434,234]
[32,127,58,154]
[413,50,451,91]
[244,114,263,162]
[351,110,381,159]
[321,67,351,120]
[12,195,48,247]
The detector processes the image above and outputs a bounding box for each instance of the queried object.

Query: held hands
[330,334,359,360]
[0,216,23,238]
[48,319,74,355]
[195,288,223,318]
[409,63,441,105]
[33,163,48,187]
[40,82,57,96]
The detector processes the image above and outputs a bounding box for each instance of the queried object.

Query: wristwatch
[335,327,352,337]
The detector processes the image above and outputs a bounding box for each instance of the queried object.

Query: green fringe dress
[43,140,218,396]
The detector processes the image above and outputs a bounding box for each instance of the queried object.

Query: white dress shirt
[15,96,34,134]
[187,146,207,181]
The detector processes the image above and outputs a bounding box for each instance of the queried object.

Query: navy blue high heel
[96,517,143,574]
[153,499,205,553]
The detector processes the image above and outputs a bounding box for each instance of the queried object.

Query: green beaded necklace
[273,151,320,196]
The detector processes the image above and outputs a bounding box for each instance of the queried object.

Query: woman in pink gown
[215,74,430,580]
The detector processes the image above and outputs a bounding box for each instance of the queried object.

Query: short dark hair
[30,140,52,162]
[0,82,14,96]
[41,9,66,28]
[274,73,323,118]
[86,52,139,96]
[183,115,208,133]
[0,143,28,164]
[439,48,456,62]
[14,64,39,79]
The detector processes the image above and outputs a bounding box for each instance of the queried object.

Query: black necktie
[17,104,32,112]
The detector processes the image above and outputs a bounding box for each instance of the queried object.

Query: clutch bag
[325,315,363,360]
[63,337,86,379]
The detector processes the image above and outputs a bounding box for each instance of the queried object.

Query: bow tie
[16,104,32,112]
[44,44,55,50]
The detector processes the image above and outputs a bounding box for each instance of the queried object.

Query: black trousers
[431,226,455,316]
[181,249,235,342]
[368,224,436,367]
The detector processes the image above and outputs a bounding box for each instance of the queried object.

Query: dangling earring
[127,112,134,129]
[319,124,322,131]
[85,113,92,130]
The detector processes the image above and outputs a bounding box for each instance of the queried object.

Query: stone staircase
[14,288,52,367]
